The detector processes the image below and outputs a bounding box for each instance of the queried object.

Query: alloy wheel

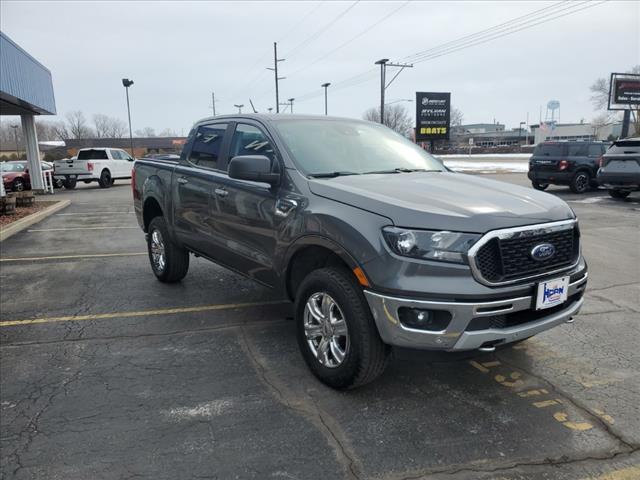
[303,292,350,368]
[150,229,166,273]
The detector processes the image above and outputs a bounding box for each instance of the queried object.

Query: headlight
[382,227,480,264]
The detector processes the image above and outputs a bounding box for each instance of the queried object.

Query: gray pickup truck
[133,114,588,389]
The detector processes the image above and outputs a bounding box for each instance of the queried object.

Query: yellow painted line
[593,408,615,425]
[56,212,133,216]
[28,227,138,232]
[0,252,146,262]
[469,360,489,373]
[482,360,501,368]
[553,412,593,431]
[592,466,640,480]
[518,389,549,397]
[533,399,562,408]
[0,300,286,327]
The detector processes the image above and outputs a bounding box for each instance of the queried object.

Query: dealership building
[0,31,56,191]
[530,122,624,144]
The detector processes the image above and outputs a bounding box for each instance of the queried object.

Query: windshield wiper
[308,171,359,178]
[363,168,442,174]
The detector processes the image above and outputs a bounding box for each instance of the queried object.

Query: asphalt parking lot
[1,176,639,480]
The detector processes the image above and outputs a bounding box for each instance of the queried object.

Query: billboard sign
[614,78,640,105]
[608,73,640,110]
[415,92,450,141]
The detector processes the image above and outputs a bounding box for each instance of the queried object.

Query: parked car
[528,140,607,193]
[597,137,640,199]
[133,115,587,389]
[0,160,62,191]
[53,148,134,189]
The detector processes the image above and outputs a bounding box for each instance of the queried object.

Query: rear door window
[78,149,108,160]
[110,149,123,160]
[534,144,564,156]
[189,123,228,170]
[567,144,588,157]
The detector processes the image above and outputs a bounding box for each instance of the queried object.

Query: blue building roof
[0,31,56,115]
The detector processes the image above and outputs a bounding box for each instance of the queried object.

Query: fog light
[398,308,451,331]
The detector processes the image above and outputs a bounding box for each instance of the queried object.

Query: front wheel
[295,267,390,389]
[147,216,189,282]
[570,171,591,194]
[609,189,630,199]
[531,181,549,191]
[12,178,26,192]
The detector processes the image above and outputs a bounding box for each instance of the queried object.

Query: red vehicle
[1,161,60,192]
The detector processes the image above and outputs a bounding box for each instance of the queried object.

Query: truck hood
[308,172,574,232]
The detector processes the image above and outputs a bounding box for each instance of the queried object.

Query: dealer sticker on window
[536,276,569,310]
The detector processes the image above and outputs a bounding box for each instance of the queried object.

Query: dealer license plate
[536,276,569,310]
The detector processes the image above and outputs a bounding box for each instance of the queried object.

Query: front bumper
[364,271,587,351]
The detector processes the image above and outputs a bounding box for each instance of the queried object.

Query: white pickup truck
[53,147,134,189]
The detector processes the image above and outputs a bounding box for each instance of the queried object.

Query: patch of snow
[443,161,528,173]
[437,153,532,158]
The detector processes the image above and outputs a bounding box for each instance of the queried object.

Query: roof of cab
[194,113,370,126]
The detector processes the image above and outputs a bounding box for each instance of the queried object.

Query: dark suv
[528,141,607,193]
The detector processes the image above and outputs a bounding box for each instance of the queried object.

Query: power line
[282,1,361,60]
[288,0,410,77]
[292,0,607,104]
[277,1,326,43]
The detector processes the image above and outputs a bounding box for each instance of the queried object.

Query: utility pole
[211,92,217,116]
[267,42,286,113]
[321,82,330,115]
[375,59,413,125]
[288,98,295,114]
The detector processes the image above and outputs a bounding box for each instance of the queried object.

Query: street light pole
[519,121,526,146]
[234,104,244,114]
[288,98,295,114]
[321,82,330,115]
[122,78,135,157]
[211,91,217,116]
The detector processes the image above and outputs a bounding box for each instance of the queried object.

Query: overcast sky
[1,0,638,134]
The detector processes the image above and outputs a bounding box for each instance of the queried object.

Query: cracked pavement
[1,178,638,479]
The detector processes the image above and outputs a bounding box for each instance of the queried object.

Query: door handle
[177,177,189,185]
[214,187,228,197]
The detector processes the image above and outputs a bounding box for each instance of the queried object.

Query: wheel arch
[283,235,366,301]
[143,196,164,232]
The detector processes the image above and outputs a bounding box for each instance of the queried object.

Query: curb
[0,200,71,242]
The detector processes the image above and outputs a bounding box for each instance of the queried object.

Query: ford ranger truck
[133,115,588,389]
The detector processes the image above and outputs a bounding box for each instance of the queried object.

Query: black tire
[295,267,390,389]
[609,189,630,199]
[62,178,77,189]
[12,178,26,192]
[531,181,549,191]
[570,171,591,194]
[53,178,64,189]
[147,216,189,283]
[99,169,112,188]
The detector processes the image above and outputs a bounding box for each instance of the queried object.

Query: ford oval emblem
[531,243,556,261]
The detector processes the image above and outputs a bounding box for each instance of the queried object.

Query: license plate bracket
[536,276,569,310]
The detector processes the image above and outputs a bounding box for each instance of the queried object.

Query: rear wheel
[609,189,630,199]
[295,267,390,389]
[62,178,77,189]
[147,216,189,282]
[570,171,591,194]
[12,178,26,192]
[531,181,549,191]
[99,169,112,188]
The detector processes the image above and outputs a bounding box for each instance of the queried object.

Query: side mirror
[228,155,279,186]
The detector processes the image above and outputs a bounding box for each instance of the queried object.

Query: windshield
[274,119,445,176]
[1,162,26,172]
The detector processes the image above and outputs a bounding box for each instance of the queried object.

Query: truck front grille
[471,221,580,285]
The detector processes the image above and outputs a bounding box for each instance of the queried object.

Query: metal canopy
[0,31,56,116]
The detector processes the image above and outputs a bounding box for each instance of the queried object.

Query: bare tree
[363,104,413,137]
[93,114,127,138]
[64,111,94,139]
[135,127,156,137]
[451,107,464,127]
[157,128,179,137]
